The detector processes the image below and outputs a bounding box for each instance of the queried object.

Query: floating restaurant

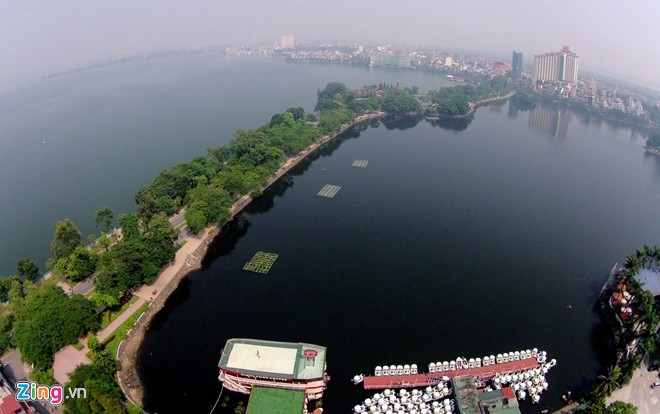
[218,338,329,411]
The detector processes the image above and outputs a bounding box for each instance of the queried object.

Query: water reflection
[528,104,572,139]
[382,115,421,130]
[424,114,474,131]
[200,216,251,268]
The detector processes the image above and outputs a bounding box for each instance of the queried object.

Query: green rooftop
[454,376,480,414]
[247,387,305,414]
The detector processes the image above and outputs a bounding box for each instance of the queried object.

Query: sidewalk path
[134,230,210,302]
[52,297,147,384]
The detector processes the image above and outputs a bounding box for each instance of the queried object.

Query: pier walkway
[363,359,538,390]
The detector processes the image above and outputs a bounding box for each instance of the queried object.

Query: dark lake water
[2,54,659,413]
[0,53,450,275]
[138,100,660,412]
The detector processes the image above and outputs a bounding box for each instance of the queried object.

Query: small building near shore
[218,338,328,404]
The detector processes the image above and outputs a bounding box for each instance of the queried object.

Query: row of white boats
[371,348,549,377]
[352,349,557,412]
[485,359,557,403]
[354,384,455,414]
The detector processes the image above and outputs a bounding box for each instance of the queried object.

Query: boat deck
[363,359,538,390]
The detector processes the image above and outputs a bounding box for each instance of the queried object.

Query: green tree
[65,246,98,282]
[381,94,420,114]
[13,285,99,369]
[94,207,114,233]
[90,349,119,376]
[607,401,637,414]
[0,309,13,354]
[144,213,179,266]
[593,365,621,397]
[64,364,124,414]
[87,335,102,353]
[95,237,159,296]
[30,369,56,386]
[185,208,208,235]
[269,113,285,127]
[118,213,140,239]
[285,106,305,121]
[92,293,120,308]
[50,219,83,261]
[126,404,144,414]
[0,276,17,303]
[580,398,606,414]
[17,259,40,282]
[646,131,660,150]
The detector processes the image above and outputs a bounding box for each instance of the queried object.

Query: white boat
[352,374,364,384]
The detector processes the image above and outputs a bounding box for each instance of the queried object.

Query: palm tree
[593,365,621,397]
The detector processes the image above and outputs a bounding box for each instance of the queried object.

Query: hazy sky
[1,0,659,88]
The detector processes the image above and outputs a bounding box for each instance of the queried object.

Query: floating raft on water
[317,184,341,198]
[353,159,369,168]
[243,251,278,274]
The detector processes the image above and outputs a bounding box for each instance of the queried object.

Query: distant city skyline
[1,1,659,89]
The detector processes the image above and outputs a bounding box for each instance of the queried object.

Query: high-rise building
[279,34,295,49]
[533,46,579,85]
[511,51,523,78]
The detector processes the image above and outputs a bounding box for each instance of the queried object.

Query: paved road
[169,210,186,229]
[71,277,95,296]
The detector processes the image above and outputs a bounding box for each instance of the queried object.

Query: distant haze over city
[1,0,659,89]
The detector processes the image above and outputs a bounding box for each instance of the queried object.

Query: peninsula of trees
[0,80,520,413]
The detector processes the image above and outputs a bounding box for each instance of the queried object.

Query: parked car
[651,382,660,389]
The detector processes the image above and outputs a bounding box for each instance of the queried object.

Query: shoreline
[465,91,516,117]
[116,111,385,408]
[645,146,660,157]
[433,91,516,119]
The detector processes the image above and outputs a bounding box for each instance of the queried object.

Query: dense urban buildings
[533,46,579,84]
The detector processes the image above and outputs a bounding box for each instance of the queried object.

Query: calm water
[3,55,659,413]
[138,100,660,412]
[0,53,450,274]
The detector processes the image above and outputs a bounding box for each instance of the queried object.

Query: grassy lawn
[103,301,150,358]
[72,342,84,351]
[99,295,139,330]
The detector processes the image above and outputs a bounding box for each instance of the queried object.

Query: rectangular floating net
[243,251,279,274]
[317,184,341,198]
[352,159,369,167]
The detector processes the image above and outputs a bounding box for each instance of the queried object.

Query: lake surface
[0,53,450,275]
[137,98,660,411]
[2,54,659,413]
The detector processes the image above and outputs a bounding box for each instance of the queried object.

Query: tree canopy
[381,93,420,114]
[17,259,40,282]
[95,207,114,232]
[12,284,99,370]
[647,131,660,150]
[64,363,124,414]
[50,219,83,261]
